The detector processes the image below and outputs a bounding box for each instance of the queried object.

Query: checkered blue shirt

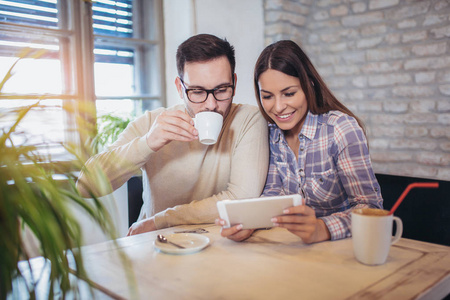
[263,110,383,240]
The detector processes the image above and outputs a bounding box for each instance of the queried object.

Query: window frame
[0,0,165,160]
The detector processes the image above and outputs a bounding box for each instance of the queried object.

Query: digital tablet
[216,194,304,229]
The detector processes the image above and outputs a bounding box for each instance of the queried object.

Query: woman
[217,40,383,243]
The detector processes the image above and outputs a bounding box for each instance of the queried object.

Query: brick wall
[264,0,450,181]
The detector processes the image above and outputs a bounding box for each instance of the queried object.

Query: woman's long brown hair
[253,40,365,135]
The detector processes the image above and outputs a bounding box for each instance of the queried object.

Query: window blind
[0,0,58,28]
[0,0,134,64]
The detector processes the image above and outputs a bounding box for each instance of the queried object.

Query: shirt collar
[268,110,319,143]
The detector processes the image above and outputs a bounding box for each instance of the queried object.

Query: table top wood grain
[76,224,450,300]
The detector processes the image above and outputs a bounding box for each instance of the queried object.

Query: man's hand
[215,219,255,242]
[127,217,157,236]
[146,110,198,152]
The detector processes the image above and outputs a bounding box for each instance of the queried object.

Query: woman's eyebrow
[280,85,298,92]
[261,85,298,94]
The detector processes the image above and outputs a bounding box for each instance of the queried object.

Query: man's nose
[204,92,219,111]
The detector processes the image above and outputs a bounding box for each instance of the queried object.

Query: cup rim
[352,208,391,217]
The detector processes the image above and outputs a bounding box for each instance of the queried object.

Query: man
[77,34,269,235]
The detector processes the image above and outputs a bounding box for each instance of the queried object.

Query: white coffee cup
[193,111,223,145]
[351,208,403,266]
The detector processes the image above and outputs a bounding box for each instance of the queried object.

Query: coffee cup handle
[391,216,403,245]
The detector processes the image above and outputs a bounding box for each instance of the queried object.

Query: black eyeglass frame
[179,78,235,103]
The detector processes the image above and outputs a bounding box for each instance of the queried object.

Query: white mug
[193,111,223,145]
[351,208,403,266]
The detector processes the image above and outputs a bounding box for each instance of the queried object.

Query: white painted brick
[423,15,447,26]
[352,76,367,88]
[399,165,438,178]
[412,42,447,56]
[369,138,390,149]
[415,72,436,84]
[371,151,413,162]
[385,2,430,19]
[431,127,449,138]
[434,1,449,11]
[314,10,329,21]
[320,32,341,43]
[404,126,428,137]
[308,33,320,44]
[390,139,437,151]
[384,101,408,113]
[398,19,417,29]
[341,11,384,27]
[361,24,387,36]
[403,113,437,125]
[358,101,383,112]
[439,71,450,83]
[325,77,347,88]
[430,25,450,39]
[369,0,400,10]
[334,65,360,75]
[405,57,450,70]
[342,51,365,64]
[437,100,450,112]
[352,2,367,13]
[440,142,450,152]
[282,2,310,15]
[437,168,450,181]
[439,84,450,96]
[371,114,405,125]
[410,100,436,113]
[265,0,283,10]
[370,126,404,137]
[402,30,427,43]
[385,33,401,45]
[330,5,349,17]
[347,90,365,100]
[416,152,445,165]
[357,37,383,49]
[361,61,402,73]
[368,74,411,87]
[328,42,347,52]
[367,89,389,100]
[367,46,410,61]
[404,113,437,124]
[437,113,450,125]
[393,86,434,98]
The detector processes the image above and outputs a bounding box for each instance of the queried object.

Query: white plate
[154,233,210,255]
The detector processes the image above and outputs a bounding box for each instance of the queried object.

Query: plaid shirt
[263,110,383,240]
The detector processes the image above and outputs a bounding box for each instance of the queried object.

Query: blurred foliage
[0,49,134,299]
[92,114,131,153]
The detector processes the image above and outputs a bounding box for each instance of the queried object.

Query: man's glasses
[180,78,234,103]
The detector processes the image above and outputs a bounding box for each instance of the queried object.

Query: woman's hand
[215,219,255,242]
[271,205,331,244]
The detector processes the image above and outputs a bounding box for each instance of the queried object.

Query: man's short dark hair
[176,34,235,79]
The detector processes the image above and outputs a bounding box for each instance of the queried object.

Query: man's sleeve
[76,111,157,198]
[153,109,270,229]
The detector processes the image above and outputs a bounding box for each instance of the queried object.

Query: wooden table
[71,224,450,300]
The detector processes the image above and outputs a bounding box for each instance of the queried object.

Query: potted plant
[0,54,132,299]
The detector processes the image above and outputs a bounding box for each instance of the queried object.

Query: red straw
[389,182,439,215]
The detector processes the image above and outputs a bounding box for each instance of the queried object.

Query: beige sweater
[77,104,269,229]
